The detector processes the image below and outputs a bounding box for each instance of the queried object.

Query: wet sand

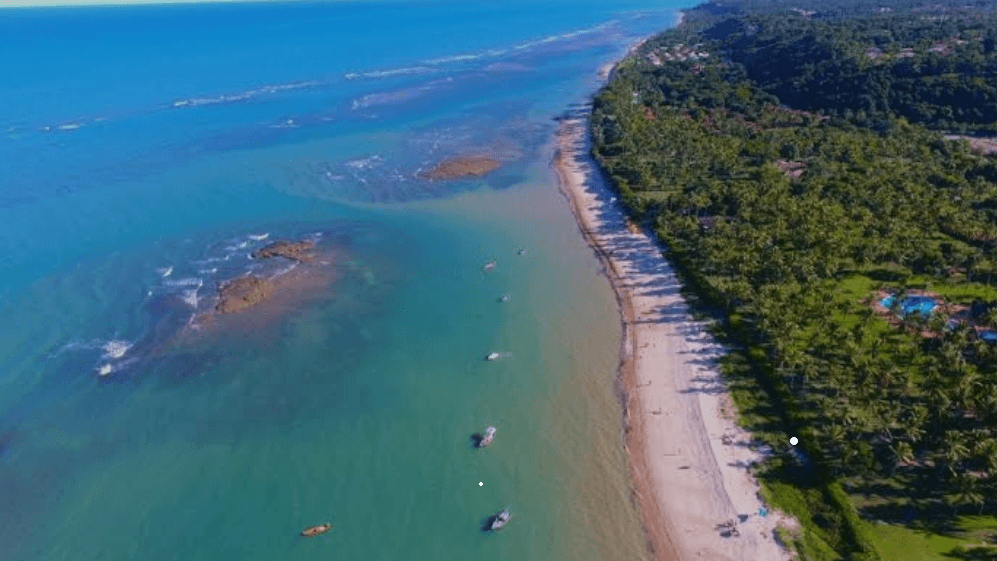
[552,108,796,561]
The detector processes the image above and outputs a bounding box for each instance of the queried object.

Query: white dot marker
[478,482,483,487]
[790,437,799,446]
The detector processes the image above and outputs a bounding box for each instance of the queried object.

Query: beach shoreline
[551,44,797,560]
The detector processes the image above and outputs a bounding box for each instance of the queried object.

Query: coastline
[552,50,796,561]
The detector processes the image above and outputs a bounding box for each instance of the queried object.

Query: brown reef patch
[186,252,339,340]
[418,155,501,180]
[251,239,316,262]
[215,275,276,315]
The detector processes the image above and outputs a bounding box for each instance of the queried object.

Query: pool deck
[870,288,977,338]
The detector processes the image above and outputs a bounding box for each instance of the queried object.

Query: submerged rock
[251,239,315,262]
[418,155,501,180]
[215,275,276,314]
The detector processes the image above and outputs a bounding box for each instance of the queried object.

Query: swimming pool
[881,295,937,316]
[981,330,997,343]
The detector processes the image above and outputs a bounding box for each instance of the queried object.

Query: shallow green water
[0,3,681,557]
[2,162,647,561]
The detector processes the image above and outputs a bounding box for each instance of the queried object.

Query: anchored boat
[477,426,497,448]
[486,352,501,361]
[300,523,332,537]
[490,508,512,531]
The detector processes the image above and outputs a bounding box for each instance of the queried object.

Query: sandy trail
[553,109,795,561]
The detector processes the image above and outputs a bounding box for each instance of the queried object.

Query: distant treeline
[676,2,997,132]
[592,1,997,559]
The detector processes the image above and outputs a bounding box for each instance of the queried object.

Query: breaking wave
[101,339,132,360]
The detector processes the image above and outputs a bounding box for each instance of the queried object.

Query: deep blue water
[0,2,683,559]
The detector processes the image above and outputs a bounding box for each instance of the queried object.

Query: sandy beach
[552,107,797,560]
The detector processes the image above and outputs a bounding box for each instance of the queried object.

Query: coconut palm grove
[592,0,997,558]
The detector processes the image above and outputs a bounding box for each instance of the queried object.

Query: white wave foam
[345,66,436,80]
[513,22,613,51]
[57,123,82,131]
[96,356,139,377]
[52,339,105,357]
[171,81,322,111]
[422,53,482,65]
[156,266,173,278]
[193,255,232,265]
[101,340,132,360]
[352,88,425,109]
[248,233,270,241]
[198,267,219,275]
[269,119,298,129]
[163,277,203,288]
[344,155,384,170]
[180,288,200,308]
[272,262,298,278]
[224,241,249,251]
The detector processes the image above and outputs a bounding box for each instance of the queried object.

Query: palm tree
[941,431,970,478]
[890,441,916,475]
[948,473,985,514]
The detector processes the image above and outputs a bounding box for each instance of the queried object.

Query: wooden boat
[490,508,511,530]
[478,426,497,448]
[300,523,332,537]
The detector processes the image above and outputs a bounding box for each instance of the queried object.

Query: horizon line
[0,0,376,8]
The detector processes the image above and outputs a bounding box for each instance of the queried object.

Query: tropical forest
[591,0,997,558]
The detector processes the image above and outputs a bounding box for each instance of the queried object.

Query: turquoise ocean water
[0,2,682,559]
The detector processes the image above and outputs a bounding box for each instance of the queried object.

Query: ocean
[0,2,682,559]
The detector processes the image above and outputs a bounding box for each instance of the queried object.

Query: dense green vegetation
[592,1,997,559]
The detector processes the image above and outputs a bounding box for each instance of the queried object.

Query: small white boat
[486,352,501,361]
[478,426,497,447]
[483,261,497,271]
[300,523,332,537]
[517,249,526,256]
[490,508,511,530]
[500,295,509,302]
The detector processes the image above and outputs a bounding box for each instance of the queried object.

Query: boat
[517,249,526,255]
[300,523,333,537]
[483,261,497,271]
[499,295,509,302]
[490,508,511,530]
[478,426,497,448]
[486,352,501,361]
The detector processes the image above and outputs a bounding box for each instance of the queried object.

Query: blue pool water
[881,295,937,316]
[982,331,997,343]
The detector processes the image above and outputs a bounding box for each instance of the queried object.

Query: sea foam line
[344,21,618,82]
[101,340,132,360]
[345,66,437,80]
[163,277,203,288]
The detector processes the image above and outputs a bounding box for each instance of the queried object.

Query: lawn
[867,516,997,560]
